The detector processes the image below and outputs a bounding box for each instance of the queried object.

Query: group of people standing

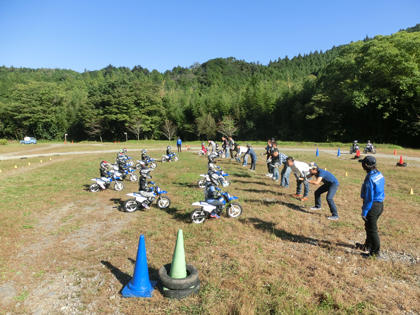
[263,138,385,258]
[203,136,385,258]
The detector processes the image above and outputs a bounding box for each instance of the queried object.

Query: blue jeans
[315,183,339,216]
[296,176,309,197]
[281,164,291,187]
[242,155,248,166]
[272,165,279,180]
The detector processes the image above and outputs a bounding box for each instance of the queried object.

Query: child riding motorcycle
[204,173,224,219]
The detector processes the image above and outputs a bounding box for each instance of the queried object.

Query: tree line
[0,25,419,147]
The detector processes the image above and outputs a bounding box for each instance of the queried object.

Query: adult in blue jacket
[176,137,182,152]
[307,162,339,220]
[244,144,257,171]
[357,156,385,258]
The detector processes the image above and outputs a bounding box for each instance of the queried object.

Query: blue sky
[0,0,419,72]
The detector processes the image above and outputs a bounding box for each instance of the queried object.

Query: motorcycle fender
[159,190,168,194]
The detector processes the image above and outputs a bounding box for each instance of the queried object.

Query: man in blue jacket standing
[176,137,182,152]
[357,156,385,258]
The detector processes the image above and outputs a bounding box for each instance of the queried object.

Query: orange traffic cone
[396,155,407,167]
[353,149,361,159]
[393,149,396,155]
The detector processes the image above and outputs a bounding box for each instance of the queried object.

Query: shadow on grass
[244,198,311,213]
[101,259,161,294]
[233,179,269,186]
[110,198,124,211]
[162,207,191,223]
[82,184,91,191]
[240,217,355,250]
[175,181,198,189]
[229,171,252,178]
[239,188,279,194]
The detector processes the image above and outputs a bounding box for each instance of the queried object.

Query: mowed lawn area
[0,145,419,314]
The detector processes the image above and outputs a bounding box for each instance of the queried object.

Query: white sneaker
[310,207,322,211]
[265,173,273,178]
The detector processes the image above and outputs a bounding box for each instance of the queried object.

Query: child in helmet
[204,173,224,219]
[138,168,155,209]
[99,160,113,177]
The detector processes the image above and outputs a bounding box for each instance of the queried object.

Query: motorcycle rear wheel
[89,183,100,192]
[191,209,206,224]
[123,199,139,212]
[227,203,242,218]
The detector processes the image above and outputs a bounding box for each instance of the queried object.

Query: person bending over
[307,162,340,220]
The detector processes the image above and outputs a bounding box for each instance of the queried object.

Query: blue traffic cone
[316,148,319,157]
[121,234,155,298]
[337,148,341,157]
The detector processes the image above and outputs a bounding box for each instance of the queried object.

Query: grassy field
[0,145,419,314]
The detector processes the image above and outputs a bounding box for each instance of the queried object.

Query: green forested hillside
[0,26,419,146]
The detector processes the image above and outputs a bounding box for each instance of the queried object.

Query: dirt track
[1,145,419,165]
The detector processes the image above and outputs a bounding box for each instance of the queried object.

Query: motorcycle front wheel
[157,196,171,209]
[191,209,207,224]
[197,179,206,189]
[114,181,124,191]
[227,203,242,218]
[123,199,139,212]
[161,156,167,163]
[89,183,100,192]
[150,162,157,169]
[129,174,138,182]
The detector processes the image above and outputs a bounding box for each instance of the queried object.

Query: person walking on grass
[286,157,310,201]
[307,162,340,221]
[356,156,385,258]
[208,140,216,154]
[176,137,182,152]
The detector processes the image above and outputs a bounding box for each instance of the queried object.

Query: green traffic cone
[170,229,187,279]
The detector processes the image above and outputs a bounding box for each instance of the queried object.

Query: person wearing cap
[286,157,310,201]
[357,156,385,258]
[244,144,257,171]
[307,162,340,220]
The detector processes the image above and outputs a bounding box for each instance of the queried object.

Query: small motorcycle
[190,192,242,224]
[122,182,171,212]
[197,171,230,189]
[161,153,178,162]
[136,158,157,169]
[364,145,376,154]
[349,144,360,154]
[89,171,124,192]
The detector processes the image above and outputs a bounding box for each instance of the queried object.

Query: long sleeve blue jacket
[361,169,385,216]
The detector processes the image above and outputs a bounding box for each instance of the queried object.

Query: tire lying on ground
[162,281,200,299]
[158,264,199,290]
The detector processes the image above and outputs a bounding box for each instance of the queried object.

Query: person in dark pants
[356,156,385,258]
[176,137,182,152]
[244,144,257,171]
[307,162,339,220]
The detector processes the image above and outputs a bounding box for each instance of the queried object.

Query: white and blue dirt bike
[89,171,124,192]
[136,158,157,170]
[190,192,242,224]
[197,171,230,189]
[122,182,171,212]
[161,153,178,163]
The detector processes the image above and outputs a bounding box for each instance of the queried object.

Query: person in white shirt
[235,145,249,165]
[286,157,310,201]
[208,140,216,154]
